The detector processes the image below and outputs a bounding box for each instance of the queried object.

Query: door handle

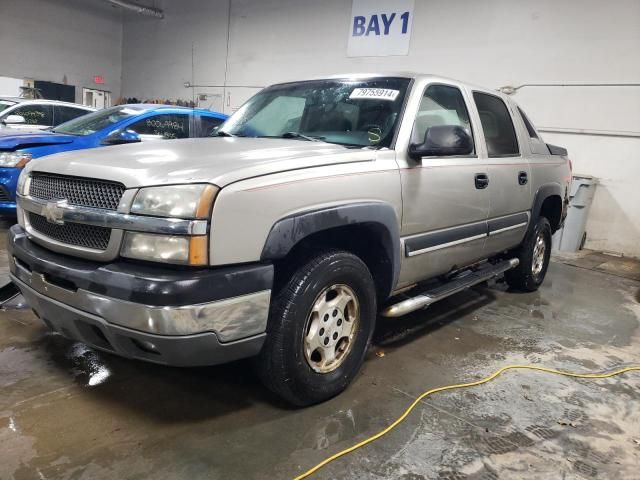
[518,171,528,185]
[475,173,489,189]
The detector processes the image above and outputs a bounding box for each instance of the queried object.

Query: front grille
[0,186,10,202]
[28,212,111,250]
[29,172,125,210]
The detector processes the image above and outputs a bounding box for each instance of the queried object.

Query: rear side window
[413,84,473,152]
[11,104,54,126]
[473,92,519,157]
[127,113,190,139]
[56,106,90,125]
[518,107,538,139]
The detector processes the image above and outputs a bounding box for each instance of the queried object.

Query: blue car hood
[0,131,76,150]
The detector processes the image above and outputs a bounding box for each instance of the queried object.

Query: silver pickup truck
[7,73,571,405]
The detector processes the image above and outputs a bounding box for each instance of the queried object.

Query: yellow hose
[293,364,640,480]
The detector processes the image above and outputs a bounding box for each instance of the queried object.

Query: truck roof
[272,72,496,94]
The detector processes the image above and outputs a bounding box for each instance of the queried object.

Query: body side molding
[404,211,530,257]
[404,222,487,257]
[487,212,530,235]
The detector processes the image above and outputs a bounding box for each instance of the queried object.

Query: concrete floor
[1,227,639,480]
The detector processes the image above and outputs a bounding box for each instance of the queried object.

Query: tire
[255,250,377,406]
[505,217,552,292]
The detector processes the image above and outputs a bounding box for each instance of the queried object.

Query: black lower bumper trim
[8,224,273,306]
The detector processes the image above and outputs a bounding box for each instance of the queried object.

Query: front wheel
[505,217,552,292]
[255,250,377,406]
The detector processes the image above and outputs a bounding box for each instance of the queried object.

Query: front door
[396,82,490,288]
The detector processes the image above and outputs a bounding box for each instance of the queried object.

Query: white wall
[0,76,23,96]
[0,0,123,103]
[121,0,230,111]
[117,0,640,257]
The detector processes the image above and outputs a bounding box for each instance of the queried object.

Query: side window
[517,107,538,139]
[12,104,54,126]
[127,113,190,139]
[199,116,225,137]
[412,84,473,152]
[473,92,519,157]
[56,106,90,125]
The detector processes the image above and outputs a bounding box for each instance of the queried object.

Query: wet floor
[1,227,639,479]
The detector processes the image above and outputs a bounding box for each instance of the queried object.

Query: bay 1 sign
[347,0,415,57]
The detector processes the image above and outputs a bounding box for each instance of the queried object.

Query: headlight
[131,184,218,218]
[121,232,208,265]
[126,184,217,265]
[0,152,31,168]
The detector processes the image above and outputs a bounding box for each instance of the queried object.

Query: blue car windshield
[53,106,147,136]
[219,77,411,148]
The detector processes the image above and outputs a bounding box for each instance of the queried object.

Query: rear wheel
[255,250,376,406]
[505,217,552,292]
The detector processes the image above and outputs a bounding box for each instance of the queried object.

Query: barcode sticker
[349,88,400,101]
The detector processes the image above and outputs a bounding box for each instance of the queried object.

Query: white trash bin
[552,174,598,252]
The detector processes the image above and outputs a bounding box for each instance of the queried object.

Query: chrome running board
[382,258,519,317]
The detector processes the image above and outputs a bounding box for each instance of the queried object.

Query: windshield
[220,77,411,148]
[0,101,17,114]
[53,105,146,136]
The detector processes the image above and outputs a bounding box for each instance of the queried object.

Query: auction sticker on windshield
[349,88,400,101]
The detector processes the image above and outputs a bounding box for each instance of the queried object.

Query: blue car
[0,104,227,215]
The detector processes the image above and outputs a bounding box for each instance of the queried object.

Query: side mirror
[101,129,141,146]
[3,115,26,125]
[409,125,473,159]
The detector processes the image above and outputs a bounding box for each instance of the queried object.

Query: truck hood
[24,137,374,188]
[0,131,76,150]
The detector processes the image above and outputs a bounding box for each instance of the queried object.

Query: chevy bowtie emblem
[43,199,68,225]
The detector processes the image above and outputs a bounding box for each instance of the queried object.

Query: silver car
[8,73,571,405]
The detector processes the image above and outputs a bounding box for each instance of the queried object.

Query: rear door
[396,82,490,288]
[472,91,531,255]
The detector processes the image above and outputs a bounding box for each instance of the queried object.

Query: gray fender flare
[261,202,401,293]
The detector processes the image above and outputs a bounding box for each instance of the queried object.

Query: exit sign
[93,75,104,85]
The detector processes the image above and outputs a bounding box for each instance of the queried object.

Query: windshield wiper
[281,132,325,142]
[215,130,235,137]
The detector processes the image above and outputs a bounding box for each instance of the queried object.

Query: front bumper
[8,225,273,366]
